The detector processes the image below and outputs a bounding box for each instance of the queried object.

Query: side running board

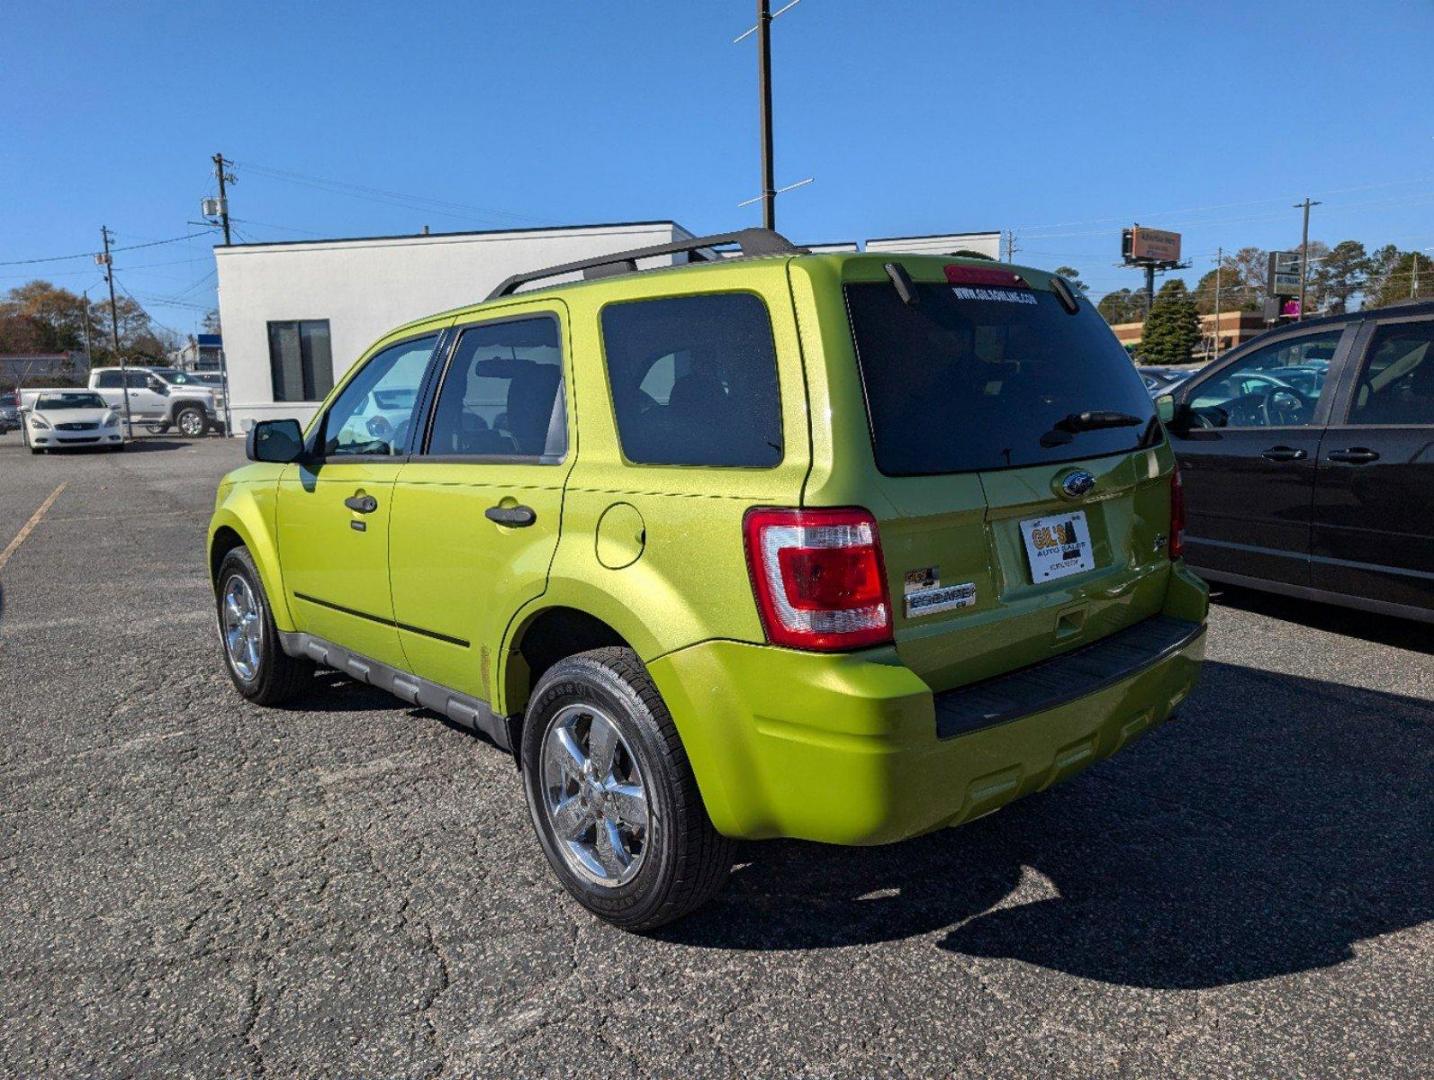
[278,630,518,755]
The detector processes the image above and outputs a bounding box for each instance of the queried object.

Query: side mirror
[247,418,305,463]
[148,379,169,395]
[1155,393,1176,423]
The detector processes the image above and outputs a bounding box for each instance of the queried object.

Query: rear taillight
[1169,463,1185,560]
[743,507,893,651]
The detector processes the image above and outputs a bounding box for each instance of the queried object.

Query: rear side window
[846,282,1156,474]
[600,293,783,468]
[1349,320,1433,426]
[426,317,566,460]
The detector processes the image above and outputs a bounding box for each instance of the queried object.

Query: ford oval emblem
[1060,470,1095,498]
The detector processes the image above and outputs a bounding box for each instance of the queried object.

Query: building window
[267,320,334,402]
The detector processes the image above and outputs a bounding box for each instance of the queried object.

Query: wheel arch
[501,604,630,719]
[207,490,294,631]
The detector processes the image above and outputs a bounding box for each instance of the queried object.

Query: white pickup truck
[54,366,225,437]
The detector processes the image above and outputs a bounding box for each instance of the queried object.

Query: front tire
[521,647,734,931]
[175,406,208,438]
[215,546,312,705]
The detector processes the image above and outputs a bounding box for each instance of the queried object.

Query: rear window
[600,292,783,468]
[845,282,1157,474]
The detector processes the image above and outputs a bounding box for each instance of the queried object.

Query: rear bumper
[649,565,1208,845]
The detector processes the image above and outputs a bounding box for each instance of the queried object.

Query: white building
[866,231,1002,259]
[215,220,695,431]
[215,222,1006,431]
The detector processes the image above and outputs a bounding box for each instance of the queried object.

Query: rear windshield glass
[37,392,107,409]
[845,282,1157,474]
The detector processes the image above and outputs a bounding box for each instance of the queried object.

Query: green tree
[950,248,993,260]
[1309,240,1369,314]
[1365,249,1434,308]
[1097,288,1144,324]
[1193,256,1250,316]
[1053,265,1089,295]
[1137,279,1200,365]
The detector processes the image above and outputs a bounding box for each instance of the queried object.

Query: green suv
[208,229,1207,929]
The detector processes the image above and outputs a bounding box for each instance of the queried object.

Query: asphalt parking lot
[0,432,1429,1078]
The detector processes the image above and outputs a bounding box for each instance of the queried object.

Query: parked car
[1159,299,1434,623]
[209,230,1207,929]
[87,366,223,436]
[0,390,19,433]
[1139,365,1197,396]
[21,390,125,452]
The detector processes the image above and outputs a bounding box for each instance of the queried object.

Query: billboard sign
[1124,227,1182,264]
[1268,251,1302,297]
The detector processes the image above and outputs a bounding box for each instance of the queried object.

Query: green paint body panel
[208,250,1210,846]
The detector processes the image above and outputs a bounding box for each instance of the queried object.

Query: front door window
[1188,330,1342,428]
[320,336,437,457]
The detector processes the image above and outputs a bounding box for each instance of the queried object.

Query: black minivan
[1160,300,1434,623]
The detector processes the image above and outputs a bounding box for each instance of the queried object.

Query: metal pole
[757,0,775,231]
[1144,264,1156,317]
[1412,252,1420,300]
[213,152,232,246]
[81,290,92,366]
[101,226,134,438]
[1294,197,1320,321]
[1213,247,1222,360]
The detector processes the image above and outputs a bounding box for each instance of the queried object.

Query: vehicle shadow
[661,660,1433,989]
[118,439,193,453]
[1209,582,1432,654]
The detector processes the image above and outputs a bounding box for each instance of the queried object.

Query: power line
[0,230,216,268]
[232,159,542,226]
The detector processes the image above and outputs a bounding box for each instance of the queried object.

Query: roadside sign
[1268,251,1302,297]
[1124,227,1182,264]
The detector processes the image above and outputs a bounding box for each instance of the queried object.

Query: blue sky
[4,1,1432,337]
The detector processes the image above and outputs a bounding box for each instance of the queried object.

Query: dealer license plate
[1020,511,1095,583]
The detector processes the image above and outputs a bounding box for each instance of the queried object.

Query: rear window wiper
[1039,410,1145,447]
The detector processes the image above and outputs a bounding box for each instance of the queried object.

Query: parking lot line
[0,481,67,572]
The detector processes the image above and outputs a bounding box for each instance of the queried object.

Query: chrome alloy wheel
[540,704,650,887]
[221,574,263,681]
[178,409,206,437]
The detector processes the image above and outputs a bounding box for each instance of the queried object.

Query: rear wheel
[521,647,733,931]
[215,546,312,705]
[175,405,208,438]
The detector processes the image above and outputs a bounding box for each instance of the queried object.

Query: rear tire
[215,546,312,705]
[521,647,734,931]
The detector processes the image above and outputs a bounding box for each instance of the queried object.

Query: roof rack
[486,228,805,300]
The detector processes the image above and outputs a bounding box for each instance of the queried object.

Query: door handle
[485,504,537,528]
[1261,446,1307,462]
[1327,447,1380,464]
[344,492,379,514]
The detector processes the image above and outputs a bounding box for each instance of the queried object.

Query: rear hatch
[840,261,1174,693]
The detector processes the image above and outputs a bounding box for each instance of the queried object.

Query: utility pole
[1213,247,1223,360]
[99,226,133,438]
[1293,197,1320,321]
[1003,229,1018,263]
[213,152,233,245]
[756,0,775,230]
[1413,251,1423,300]
[81,289,92,365]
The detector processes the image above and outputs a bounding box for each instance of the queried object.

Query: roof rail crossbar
[487,228,805,299]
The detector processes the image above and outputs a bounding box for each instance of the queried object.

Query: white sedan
[23,391,127,453]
